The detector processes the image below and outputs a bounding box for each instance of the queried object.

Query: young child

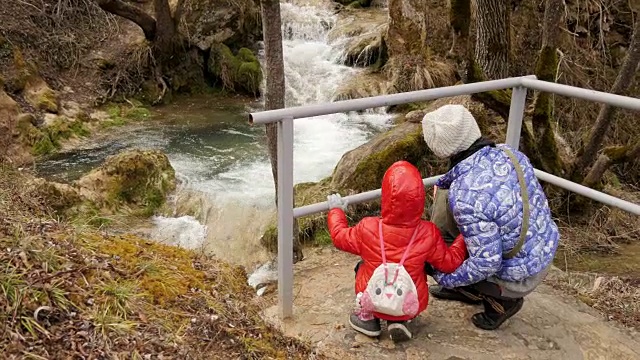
[326,160,467,342]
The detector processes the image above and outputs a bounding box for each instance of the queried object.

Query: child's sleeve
[327,208,362,256]
[422,222,467,273]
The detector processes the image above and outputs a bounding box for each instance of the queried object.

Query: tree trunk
[572,18,640,183]
[474,0,510,80]
[447,0,471,81]
[153,0,180,60]
[260,0,303,263]
[96,0,157,41]
[260,0,285,193]
[527,0,565,175]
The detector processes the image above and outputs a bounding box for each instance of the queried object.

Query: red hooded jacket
[327,161,467,321]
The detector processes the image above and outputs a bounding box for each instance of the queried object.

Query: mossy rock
[99,102,152,128]
[331,122,432,193]
[24,77,60,113]
[75,149,177,216]
[209,44,262,96]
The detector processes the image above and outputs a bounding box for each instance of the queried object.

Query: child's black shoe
[387,321,412,342]
[349,313,381,337]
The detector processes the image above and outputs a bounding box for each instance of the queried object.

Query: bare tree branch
[96,0,157,41]
[572,18,640,182]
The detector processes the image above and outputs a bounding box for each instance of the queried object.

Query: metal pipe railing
[521,78,640,111]
[293,176,442,218]
[249,76,536,124]
[247,74,640,320]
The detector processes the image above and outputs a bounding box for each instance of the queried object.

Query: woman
[420,104,560,330]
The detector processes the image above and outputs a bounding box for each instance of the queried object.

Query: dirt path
[263,248,640,359]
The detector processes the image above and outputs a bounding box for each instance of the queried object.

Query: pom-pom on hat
[421,104,482,158]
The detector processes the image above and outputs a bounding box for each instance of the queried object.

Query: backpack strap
[378,221,419,285]
[500,147,530,259]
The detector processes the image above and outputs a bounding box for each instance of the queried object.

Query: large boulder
[26,149,176,219]
[75,149,176,215]
[182,0,262,52]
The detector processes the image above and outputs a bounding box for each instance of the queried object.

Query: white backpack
[363,221,420,317]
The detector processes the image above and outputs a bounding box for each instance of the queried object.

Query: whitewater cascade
[151,0,391,280]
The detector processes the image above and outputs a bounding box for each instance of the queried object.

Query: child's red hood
[380,161,426,228]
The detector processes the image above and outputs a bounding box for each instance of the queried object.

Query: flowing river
[36,0,391,285]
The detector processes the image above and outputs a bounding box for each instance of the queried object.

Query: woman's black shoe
[471,297,524,330]
[429,285,482,305]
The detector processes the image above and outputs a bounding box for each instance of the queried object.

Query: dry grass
[383,55,457,94]
[0,0,116,76]
[98,40,157,101]
[547,271,640,329]
[555,204,640,255]
[0,164,319,359]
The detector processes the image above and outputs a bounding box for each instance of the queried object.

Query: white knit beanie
[421,104,482,158]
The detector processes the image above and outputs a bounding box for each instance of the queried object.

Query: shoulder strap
[378,221,420,284]
[501,147,530,259]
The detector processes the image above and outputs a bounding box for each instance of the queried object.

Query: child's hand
[327,193,348,211]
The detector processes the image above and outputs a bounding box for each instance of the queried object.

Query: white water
[150,0,391,280]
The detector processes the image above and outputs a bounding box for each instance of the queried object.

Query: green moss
[210,44,263,96]
[535,46,558,82]
[92,150,176,215]
[33,135,55,156]
[106,105,121,118]
[70,120,90,137]
[35,88,59,113]
[260,224,278,254]
[313,227,333,246]
[260,177,339,252]
[236,61,263,95]
[602,145,629,161]
[101,103,151,128]
[466,61,511,119]
[123,107,151,121]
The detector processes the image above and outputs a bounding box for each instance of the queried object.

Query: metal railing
[248,75,640,319]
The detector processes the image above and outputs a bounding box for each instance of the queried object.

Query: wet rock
[26,178,83,214]
[329,8,388,68]
[259,177,355,255]
[24,76,59,114]
[331,121,433,193]
[182,0,262,52]
[75,149,176,215]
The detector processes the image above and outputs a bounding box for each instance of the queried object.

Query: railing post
[277,116,294,319]
[505,86,528,149]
